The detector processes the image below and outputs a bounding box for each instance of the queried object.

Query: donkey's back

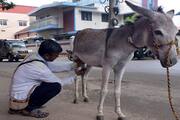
[73,28,107,66]
[73,26,133,67]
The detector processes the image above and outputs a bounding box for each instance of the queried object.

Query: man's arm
[47,61,76,73]
[39,65,75,85]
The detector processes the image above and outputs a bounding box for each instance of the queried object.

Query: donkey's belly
[75,52,103,67]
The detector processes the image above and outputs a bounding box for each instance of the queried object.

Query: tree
[124,14,137,23]
[0,0,15,10]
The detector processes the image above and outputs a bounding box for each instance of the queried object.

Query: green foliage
[0,0,15,10]
[124,13,138,23]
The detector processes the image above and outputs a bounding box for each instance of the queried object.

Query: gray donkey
[69,1,178,120]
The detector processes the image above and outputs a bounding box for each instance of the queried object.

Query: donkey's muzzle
[161,57,177,68]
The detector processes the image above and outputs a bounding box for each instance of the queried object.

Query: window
[0,19,7,26]
[148,0,154,10]
[1,29,6,32]
[73,0,80,2]
[39,16,45,19]
[101,13,108,22]
[81,11,92,21]
[18,20,27,26]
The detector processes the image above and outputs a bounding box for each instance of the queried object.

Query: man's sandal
[21,109,49,118]
[8,109,22,114]
[8,109,49,118]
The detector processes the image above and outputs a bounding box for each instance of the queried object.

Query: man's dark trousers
[25,82,61,111]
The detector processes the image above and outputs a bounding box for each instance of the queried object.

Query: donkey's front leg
[73,76,80,104]
[113,64,126,120]
[97,65,111,120]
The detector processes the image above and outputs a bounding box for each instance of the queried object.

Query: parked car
[0,40,12,61]
[0,40,29,62]
[133,47,156,60]
[24,37,45,45]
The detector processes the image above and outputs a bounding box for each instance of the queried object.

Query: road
[0,58,180,120]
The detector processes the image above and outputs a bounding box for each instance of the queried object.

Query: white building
[0,5,36,39]
[28,0,157,39]
[173,13,180,53]
[173,15,180,30]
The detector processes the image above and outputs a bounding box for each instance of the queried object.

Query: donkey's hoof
[83,98,89,103]
[96,115,104,120]
[73,99,79,104]
[118,117,126,120]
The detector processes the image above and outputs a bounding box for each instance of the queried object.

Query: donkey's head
[126,1,178,67]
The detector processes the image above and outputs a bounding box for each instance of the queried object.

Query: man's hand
[75,67,86,76]
[70,61,87,76]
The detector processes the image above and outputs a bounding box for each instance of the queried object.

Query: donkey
[70,1,178,120]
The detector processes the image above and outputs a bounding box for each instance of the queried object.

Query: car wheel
[15,58,19,62]
[8,55,14,62]
[134,51,143,60]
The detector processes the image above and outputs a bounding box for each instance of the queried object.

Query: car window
[9,42,26,48]
[12,43,26,48]
[4,42,10,48]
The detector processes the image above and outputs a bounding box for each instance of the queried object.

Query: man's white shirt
[10,53,75,100]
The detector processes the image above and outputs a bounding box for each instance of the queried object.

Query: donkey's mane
[156,6,165,13]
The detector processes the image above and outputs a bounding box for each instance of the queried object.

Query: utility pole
[108,0,119,28]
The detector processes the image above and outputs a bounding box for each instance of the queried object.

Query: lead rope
[166,67,179,120]
[165,44,180,120]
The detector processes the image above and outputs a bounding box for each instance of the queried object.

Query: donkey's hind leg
[81,66,91,103]
[73,76,80,104]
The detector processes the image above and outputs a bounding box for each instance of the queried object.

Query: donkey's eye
[154,30,163,36]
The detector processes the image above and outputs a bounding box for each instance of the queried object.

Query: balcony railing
[30,16,60,32]
[77,0,104,5]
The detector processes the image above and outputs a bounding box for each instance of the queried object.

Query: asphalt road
[0,58,180,120]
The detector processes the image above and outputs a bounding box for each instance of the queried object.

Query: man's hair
[38,40,62,56]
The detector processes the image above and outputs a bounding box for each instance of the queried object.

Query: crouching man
[8,40,76,118]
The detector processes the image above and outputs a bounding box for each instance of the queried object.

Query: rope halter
[153,39,179,120]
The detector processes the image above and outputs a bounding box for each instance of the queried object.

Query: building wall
[29,0,158,39]
[38,29,63,39]
[30,6,110,38]
[15,32,37,39]
[0,5,36,39]
[63,8,75,32]
[144,0,158,9]
[35,8,64,28]
[29,7,66,39]
[0,13,30,39]
[75,7,109,31]
[120,0,143,14]
[75,0,157,14]
[173,16,180,30]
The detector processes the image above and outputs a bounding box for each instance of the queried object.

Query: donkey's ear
[125,1,155,18]
[166,10,174,18]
